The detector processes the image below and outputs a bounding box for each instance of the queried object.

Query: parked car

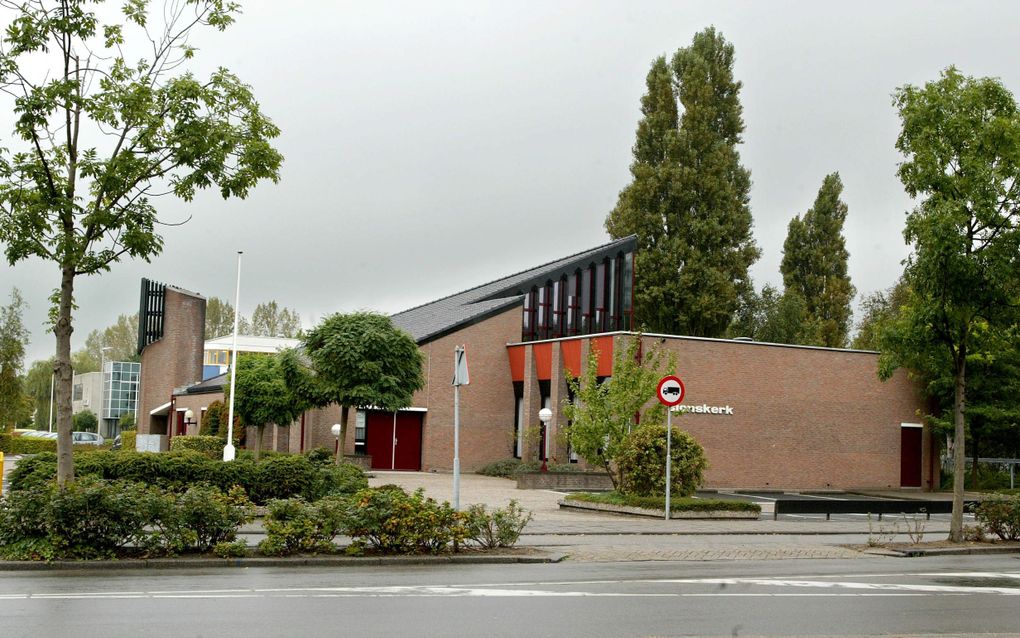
[72,431,105,445]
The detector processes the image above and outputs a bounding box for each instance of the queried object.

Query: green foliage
[120,430,137,451]
[249,301,302,338]
[73,314,141,372]
[884,67,1020,540]
[852,278,911,350]
[476,458,522,478]
[563,337,672,488]
[118,412,136,431]
[344,487,467,554]
[463,500,533,548]
[605,28,759,337]
[616,423,707,497]
[280,312,425,453]
[1,434,51,454]
[202,400,226,436]
[780,173,856,347]
[565,491,760,513]
[0,0,282,486]
[7,449,366,504]
[0,288,31,432]
[206,297,240,340]
[72,410,98,432]
[234,353,305,460]
[304,446,336,466]
[169,435,224,459]
[0,478,254,559]
[257,496,347,556]
[213,539,250,559]
[22,358,54,430]
[729,284,823,345]
[974,495,1020,541]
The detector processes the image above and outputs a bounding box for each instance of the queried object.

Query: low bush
[6,450,367,505]
[476,458,521,477]
[564,491,761,513]
[344,487,466,554]
[0,478,255,560]
[974,495,1020,541]
[119,430,137,451]
[169,435,224,459]
[258,496,347,556]
[213,539,249,558]
[616,424,707,497]
[0,434,105,455]
[304,446,336,466]
[463,500,533,548]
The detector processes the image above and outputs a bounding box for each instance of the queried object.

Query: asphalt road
[1,555,1018,637]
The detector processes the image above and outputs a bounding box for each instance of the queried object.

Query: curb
[558,499,761,520]
[0,552,565,571]
[888,545,1020,558]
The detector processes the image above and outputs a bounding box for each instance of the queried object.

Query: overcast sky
[4,0,1020,364]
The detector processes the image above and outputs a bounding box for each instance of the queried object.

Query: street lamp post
[183,409,197,434]
[538,407,552,472]
[331,423,343,465]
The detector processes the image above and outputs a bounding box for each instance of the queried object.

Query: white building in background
[71,361,141,439]
[202,335,300,380]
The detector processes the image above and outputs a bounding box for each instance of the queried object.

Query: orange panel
[534,343,553,380]
[592,336,614,377]
[507,346,525,382]
[561,339,583,378]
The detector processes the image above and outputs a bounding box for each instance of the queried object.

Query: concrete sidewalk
[359,471,965,562]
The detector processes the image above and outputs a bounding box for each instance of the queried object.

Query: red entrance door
[900,426,923,487]
[364,410,423,471]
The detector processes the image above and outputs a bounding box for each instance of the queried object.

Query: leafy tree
[606,28,759,337]
[0,288,31,432]
[881,68,1020,541]
[72,410,98,433]
[563,337,672,489]
[206,297,241,340]
[280,312,425,457]
[852,277,910,350]
[72,313,140,373]
[249,301,301,338]
[23,358,55,429]
[728,284,821,345]
[0,1,282,485]
[118,411,135,431]
[233,353,304,460]
[781,173,856,347]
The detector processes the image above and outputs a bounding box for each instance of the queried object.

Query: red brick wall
[639,335,930,490]
[138,287,205,435]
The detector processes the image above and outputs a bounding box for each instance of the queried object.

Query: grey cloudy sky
[4,0,1020,364]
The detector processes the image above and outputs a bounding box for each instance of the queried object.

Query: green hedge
[7,451,368,505]
[564,491,761,513]
[169,435,224,458]
[120,430,136,451]
[0,433,109,455]
[0,478,255,560]
[476,458,588,478]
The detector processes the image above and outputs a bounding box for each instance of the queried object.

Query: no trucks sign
[656,375,685,407]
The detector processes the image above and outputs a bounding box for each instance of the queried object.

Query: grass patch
[565,491,760,513]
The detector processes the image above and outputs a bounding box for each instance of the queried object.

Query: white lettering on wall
[670,404,734,416]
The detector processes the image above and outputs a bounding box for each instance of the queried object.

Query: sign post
[656,375,686,521]
[452,346,470,510]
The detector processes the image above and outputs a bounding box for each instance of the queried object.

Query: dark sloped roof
[184,373,228,394]
[391,235,636,344]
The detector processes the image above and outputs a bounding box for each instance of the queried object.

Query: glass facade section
[103,361,140,421]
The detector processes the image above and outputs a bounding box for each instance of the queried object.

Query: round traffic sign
[656,375,686,407]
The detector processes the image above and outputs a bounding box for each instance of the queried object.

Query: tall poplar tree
[0,288,31,431]
[781,173,856,347]
[606,28,759,337]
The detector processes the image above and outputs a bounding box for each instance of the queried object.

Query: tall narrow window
[595,260,606,331]
[512,382,525,458]
[622,251,634,330]
[581,267,592,333]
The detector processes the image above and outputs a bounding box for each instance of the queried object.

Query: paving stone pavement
[368,471,952,562]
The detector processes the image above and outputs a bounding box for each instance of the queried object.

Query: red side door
[900,426,922,487]
[365,410,423,471]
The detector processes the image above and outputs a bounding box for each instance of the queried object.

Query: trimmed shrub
[7,450,366,505]
[477,458,521,478]
[0,478,255,560]
[170,435,225,459]
[0,434,55,455]
[616,424,707,497]
[120,430,137,451]
[304,446,336,466]
[463,500,533,548]
[258,496,347,556]
[565,491,761,513]
[344,487,467,554]
[213,539,249,558]
[974,495,1020,541]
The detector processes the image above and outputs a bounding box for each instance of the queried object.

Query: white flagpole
[224,251,242,462]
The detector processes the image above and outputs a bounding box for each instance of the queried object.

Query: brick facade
[138,287,205,435]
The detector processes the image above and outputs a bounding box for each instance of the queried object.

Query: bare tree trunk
[949,353,967,542]
[55,264,76,487]
[254,425,263,461]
